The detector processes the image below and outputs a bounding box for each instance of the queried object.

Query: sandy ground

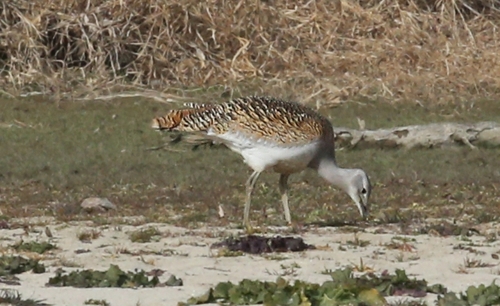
[1,218,500,306]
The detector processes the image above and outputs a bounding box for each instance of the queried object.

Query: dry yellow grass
[1,0,499,104]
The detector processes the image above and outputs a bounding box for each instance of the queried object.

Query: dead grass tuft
[0,0,499,104]
[129,227,161,243]
[77,229,101,242]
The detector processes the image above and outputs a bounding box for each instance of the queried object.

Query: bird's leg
[279,174,291,224]
[244,170,261,231]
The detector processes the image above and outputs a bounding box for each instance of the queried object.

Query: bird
[151,96,371,228]
[45,226,53,238]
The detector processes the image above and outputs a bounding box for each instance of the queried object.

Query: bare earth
[1,218,500,306]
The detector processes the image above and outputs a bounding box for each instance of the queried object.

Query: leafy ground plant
[129,227,161,243]
[0,255,46,276]
[84,299,110,306]
[46,264,182,288]
[13,241,57,254]
[181,267,446,305]
[345,234,371,248]
[437,282,500,306]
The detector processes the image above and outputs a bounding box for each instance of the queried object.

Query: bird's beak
[348,190,369,219]
[356,198,369,219]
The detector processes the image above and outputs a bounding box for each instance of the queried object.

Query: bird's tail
[151,103,224,150]
[151,103,215,132]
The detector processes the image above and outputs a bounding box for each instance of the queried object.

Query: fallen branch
[333,121,500,149]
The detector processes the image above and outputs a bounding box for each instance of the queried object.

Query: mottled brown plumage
[151,96,371,229]
[152,96,334,146]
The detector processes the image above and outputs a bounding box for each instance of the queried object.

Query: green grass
[0,96,499,228]
[327,97,500,129]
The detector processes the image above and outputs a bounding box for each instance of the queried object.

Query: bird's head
[346,169,371,218]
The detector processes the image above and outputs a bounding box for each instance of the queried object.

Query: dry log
[333,121,500,149]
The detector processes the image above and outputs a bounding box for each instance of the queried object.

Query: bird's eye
[361,188,367,194]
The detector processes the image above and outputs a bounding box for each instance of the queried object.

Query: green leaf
[165,275,183,287]
[358,288,387,306]
[105,265,123,286]
[427,283,447,294]
[213,281,232,299]
[186,289,213,305]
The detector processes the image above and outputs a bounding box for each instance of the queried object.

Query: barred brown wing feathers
[152,104,230,133]
[222,96,334,145]
[151,108,206,131]
[152,96,334,145]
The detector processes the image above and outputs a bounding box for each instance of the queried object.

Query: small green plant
[453,244,486,255]
[84,299,110,306]
[0,256,46,276]
[263,254,287,261]
[321,268,335,275]
[346,234,370,248]
[395,253,405,262]
[378,208,404,224]
[129,227,161,243]
[463,257,494,269]
[160,249,188,257]
[181,267,447,305]
[265,262,301,277]
[13,241,56,254]
[421,222,473,237]
[214,249,244,257]
[455,257,494,274]
[392,236,416,243]
[47,264,182,288]
[437,281,500,306]
[349,257,374,273]
[384,236,417,253]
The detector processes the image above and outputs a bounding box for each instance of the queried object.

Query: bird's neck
[315,155,353,192]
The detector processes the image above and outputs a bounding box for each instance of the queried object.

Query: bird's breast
[210,129,321,173]
[242,142,320,174]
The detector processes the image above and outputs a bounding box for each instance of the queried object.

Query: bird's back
[152,96,334,147]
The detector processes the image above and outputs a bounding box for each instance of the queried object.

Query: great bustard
[151,96,371,228]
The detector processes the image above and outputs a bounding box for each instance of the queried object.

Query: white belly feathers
[210,129,320,174]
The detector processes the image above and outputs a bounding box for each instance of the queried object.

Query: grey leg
[244,170,261,228]
[279,174,291,224]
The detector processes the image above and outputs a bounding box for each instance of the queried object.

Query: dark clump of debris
[211,235,315,254]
